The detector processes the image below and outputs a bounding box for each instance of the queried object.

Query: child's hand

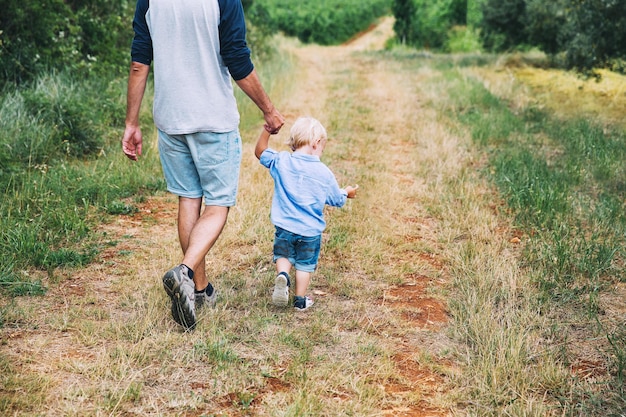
[345,185,359,198]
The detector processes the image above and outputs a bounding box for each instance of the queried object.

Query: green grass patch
[0,70,163,298]
[431,62,626,414]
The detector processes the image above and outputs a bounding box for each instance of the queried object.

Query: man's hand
[263,106,285,134]
[122,125,143,161]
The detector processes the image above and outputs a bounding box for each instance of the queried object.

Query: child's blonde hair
[287,117,327,151]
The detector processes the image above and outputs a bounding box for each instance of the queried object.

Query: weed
[0,264,46,297]
[193,339,241,369]
[106,200,139,215]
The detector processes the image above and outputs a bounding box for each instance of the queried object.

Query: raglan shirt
[131,0,254,134]
[260,149,348,237]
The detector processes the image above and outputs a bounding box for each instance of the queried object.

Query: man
[121,0,284,330]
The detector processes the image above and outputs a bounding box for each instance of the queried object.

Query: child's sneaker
[293,296,314,311]
[195,283,217,309]
[162,264,196,330]
[272,272,290,307]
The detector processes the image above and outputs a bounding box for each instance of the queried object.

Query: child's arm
[344,184,359,199]
[254,128,272,160]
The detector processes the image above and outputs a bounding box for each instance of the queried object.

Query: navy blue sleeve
[218,0,254,80]
[131,0,153,65]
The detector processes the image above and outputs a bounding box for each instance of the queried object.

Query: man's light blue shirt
[260,149,348,237]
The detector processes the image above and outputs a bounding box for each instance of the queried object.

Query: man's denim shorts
[158,129,242,206]
[273,226,321,273]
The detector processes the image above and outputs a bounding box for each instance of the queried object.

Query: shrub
[445,26,483,53]
[0,0,133,85]
[392,0,477,51]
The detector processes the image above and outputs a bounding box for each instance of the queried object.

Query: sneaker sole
[272,275,289,307]
[163,271,196,330]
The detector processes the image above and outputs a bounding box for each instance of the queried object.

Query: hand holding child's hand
[345,185,359,199]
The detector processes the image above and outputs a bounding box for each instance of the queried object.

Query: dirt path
[1,17,459,416]
[268,17,455,416]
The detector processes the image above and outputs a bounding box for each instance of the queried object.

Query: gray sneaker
[195,285,217,309]
[162,264,196,330]
[272,272,290,307]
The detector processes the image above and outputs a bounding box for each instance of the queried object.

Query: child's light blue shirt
[260,148,348,237]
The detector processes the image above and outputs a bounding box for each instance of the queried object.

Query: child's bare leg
[294,270,311,297]
[272,258,292,307]
[276,258,292,276]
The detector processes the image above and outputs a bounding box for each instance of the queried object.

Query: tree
[523,0,566,55]
[560,0,626,73]
[0,0,133,84]
[449,0,468,25]
[479,0,528,51]
[392,0,417,44]
[0,0,77,83]
[467,0,486,27]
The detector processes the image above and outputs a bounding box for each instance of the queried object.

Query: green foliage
[523,0,566,55]
[252,0,390,45]
[448,0,468,25]
[559,0,626,74]
[412,0,454,49]
[466,0,486,27]
[477,0,626,73]
[0,0,76,83]
[479,0,528,51]
[391,0,482,52]
[448,68,626,307]
[245,3,279,61]
[21,80,103,158]
[0,0,133,84]
[106,201,139,215]
[392,0,417,44]
[193,339,241,369]
[72,2,134,71]
[445,26,483,53]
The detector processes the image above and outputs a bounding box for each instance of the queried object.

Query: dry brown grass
[470,62,626,129]
[0,17,458,416]
[4,16,625,416]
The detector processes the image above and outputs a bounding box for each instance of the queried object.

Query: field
[1,17,625,416]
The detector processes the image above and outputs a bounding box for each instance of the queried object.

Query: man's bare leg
[178,197,229,290]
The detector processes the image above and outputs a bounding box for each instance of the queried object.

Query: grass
[2,23,626,415]
[413,53,626,414]
[1,35,450,414]
[0,71,164,294]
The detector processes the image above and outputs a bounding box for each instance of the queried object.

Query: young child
[255,116,358,311]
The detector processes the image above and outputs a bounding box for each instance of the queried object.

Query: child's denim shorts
[273,226,321,273]
[158,129,242,206]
